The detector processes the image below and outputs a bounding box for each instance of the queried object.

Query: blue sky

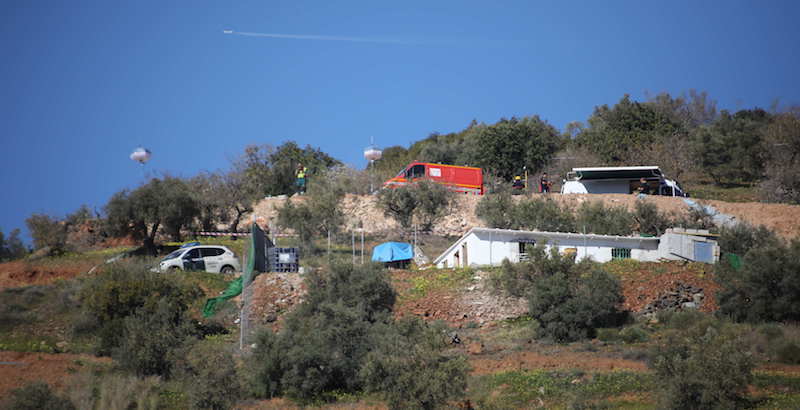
[2,0,799,243]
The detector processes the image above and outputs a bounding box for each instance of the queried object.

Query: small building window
[612,248,631,259]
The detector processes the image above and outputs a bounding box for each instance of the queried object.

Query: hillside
[251,193,800,240]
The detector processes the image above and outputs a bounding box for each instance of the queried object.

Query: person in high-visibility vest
[296,163,308,194]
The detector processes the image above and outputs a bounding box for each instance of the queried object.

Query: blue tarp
[372,242,413,262]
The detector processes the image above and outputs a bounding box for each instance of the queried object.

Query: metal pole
[360,229,364,264]
[352,230,355,265]
[327,229,331,256]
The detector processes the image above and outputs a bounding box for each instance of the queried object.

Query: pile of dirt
[617,263,720,314]
[247,272,305,331]
[394,270,528,327]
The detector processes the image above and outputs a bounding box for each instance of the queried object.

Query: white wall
[436,231,662,268]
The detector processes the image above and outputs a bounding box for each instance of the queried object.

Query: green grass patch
[683,182,759,203]
[407,267,474,298]
[470,369,655,409]
[0,335,60,353]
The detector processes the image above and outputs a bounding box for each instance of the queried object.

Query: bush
[4,382,75,410]
[649,318,754,409]
[114,299,195,377]
[67,372,163,410]
[248,263,397,402]
[247,263,468,406]
[177,339,242,409]
[716,222,779,255]
[575,201,632,236]
[413,180,455,231]
[492,246,576,298]
[476,192,515,229]
[276,177,345,252]
[377,180,453,231]
[619,325,649,343]
[79,261,202,358]
[529,266,624,342]
[361,318,470,410]
[25,213,67,254]
[633,200,671,236]
[515,197,576,232]
[716,240,800,323]
[498,245,625,342]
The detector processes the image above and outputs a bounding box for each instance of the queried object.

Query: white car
[156,245,241,274]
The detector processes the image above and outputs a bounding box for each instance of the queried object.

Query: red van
[383,162,484,195]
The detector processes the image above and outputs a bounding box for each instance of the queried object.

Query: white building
[433,227,719,268]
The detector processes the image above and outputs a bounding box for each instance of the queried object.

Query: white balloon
[130,147,152,164]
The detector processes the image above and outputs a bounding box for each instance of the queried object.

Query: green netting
[202,277,243,317]
[202,223,262,318]
[726,253,743,270]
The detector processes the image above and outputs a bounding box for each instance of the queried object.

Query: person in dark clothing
[512,175,525,194]
[539,172,552,193]
[636,177,650,195]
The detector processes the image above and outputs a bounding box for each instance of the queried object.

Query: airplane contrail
[223,29,412,45]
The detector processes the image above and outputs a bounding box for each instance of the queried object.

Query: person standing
[636,177,650,196]
[539,172,552,193]
[296,163,308,195]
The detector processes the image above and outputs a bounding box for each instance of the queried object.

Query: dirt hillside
[251,193,800,240]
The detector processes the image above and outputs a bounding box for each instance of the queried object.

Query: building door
[461,243,468,267]
[694,242,714,263]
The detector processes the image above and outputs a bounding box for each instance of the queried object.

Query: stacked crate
[268,247,300,272]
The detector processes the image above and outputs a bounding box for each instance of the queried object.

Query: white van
[560,166,687,197]
[156,245,241,274]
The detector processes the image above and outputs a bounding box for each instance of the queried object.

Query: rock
[682,302,697,309]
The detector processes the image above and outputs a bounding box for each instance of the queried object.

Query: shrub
[500,245,625,342]
[377,185,418,229]
[492,245,576,298]
[633,200,671,236]
[619,325,649,343]
[476,192,515,229]
[4,382,75,410]
[377,180,453,231]
[79,261,202,357]
[0,227,27,261]
[575,201,633,236]
[649,319,754,409]
[114,298,195,377]
[276,178,345,252]
[25,213,67,254]
[67,372,163,410]
[248,263,397,402]
[178,339,242,409]
[413,180,455,231]
[716,240,800,323]
[529,266,624,342]
[716,222,779,255]
[515,197,576,232]
[361,318,470,410]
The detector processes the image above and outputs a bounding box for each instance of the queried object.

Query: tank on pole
[363,138,382,192]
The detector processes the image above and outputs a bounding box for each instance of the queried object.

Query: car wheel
[221,265,235,275]
[168,266,181,273]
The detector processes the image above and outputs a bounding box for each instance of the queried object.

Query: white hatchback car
[157,245,241,274]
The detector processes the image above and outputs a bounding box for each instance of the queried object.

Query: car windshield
[162,249,184,261]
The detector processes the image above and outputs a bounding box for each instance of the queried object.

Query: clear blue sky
[2,0,799,243]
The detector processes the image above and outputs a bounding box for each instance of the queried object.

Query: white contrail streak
[223,29,411,45]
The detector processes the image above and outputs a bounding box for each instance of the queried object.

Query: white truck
[560,166,687,197]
